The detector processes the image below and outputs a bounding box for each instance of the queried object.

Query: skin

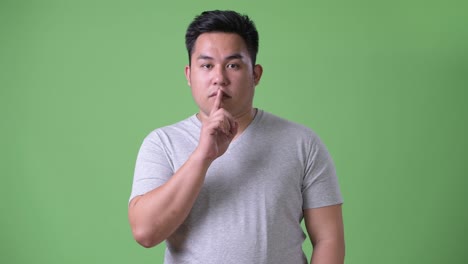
[128,32,344,263]
[185,32,263,142]
[305,205,345,264]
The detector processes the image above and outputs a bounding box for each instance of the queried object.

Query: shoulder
[142,115,200,145]
[150,115,199,135]
[258,110,319,140]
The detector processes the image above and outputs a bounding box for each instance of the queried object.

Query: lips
[209,90,232,99]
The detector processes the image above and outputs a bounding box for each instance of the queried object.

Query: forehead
[192,32,249,59]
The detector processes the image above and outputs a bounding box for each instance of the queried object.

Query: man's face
[185,32,262,119]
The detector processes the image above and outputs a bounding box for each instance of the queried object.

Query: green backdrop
[1,0,467,263]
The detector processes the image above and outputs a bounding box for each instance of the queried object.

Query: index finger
[211,89,223,115]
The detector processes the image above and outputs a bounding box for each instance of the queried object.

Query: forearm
[128,150,213,248]
[310,238,345,264]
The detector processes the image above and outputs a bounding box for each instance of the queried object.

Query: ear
[184,65,191,86]
[253,64,263,86]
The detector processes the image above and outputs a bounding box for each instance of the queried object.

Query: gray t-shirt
[130,110,343,264]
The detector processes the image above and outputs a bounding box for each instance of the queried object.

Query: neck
[197,108,257,138]
[232,108,257,137]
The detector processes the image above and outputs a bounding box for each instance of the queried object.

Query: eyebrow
[197,53,244,61]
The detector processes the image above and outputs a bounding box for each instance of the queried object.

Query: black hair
[185,10,259,66]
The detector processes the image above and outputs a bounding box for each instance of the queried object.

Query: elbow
[128,197,170,248]
[131,226,164,248]
[135,236,158,249]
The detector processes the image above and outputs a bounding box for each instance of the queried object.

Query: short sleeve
[302,135,343,209]
[129,130,174,202]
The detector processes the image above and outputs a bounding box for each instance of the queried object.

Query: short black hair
[185,10,259,66]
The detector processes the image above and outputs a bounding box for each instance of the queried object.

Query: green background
[1,0,467,263]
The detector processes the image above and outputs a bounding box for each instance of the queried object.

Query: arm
[304,204,345,264]
[128,151,212,248]
[128,90,237,248]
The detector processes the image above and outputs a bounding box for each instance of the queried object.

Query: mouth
[209,91,232,99]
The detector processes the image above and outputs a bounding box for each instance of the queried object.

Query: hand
[197,89,238,161]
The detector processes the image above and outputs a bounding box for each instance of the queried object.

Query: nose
[212,66,229,87]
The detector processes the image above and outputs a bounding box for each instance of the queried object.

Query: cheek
[190,86,208,106]
[190,73,211,89]
[190,87,203,101]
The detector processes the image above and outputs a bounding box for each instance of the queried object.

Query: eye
[227,63,239,69]
[201,64,213,69]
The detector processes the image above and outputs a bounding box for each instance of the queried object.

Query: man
[129,10,344,264]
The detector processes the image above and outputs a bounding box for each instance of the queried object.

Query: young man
[129,10,344,264]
